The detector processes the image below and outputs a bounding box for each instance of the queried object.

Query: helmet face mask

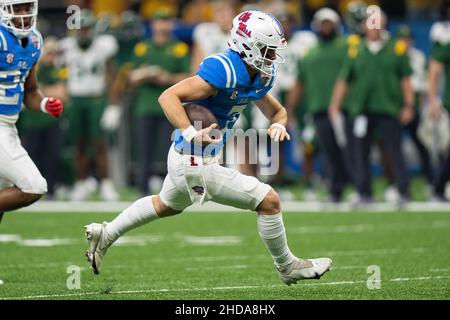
[0,0,38,39]
[253,43,285,75]
[230,11,287,76]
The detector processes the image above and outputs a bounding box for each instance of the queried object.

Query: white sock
[257,213,296,268]
[105,196,159,243]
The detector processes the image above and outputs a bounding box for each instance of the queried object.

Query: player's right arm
[428,59,444,119]
[159,54,231,144]
[328,79,348,123]
[329,50,354,123]
[158,75,221,144]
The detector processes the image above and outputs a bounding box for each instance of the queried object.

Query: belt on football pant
[173,145,219,158]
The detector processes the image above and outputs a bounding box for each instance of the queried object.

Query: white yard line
[429,268,450,272]
[2,275,449,300]
[14,201,450,213]
[184,264,249,271]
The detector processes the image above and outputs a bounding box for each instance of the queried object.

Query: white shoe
[384,186,399,203]
[85,222,111,275]
[71,180,91,201]
[277,257,333,286]
[100,179,119,202]
[84,177,98,194]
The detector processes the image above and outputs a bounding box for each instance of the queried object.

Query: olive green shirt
[298,36,349,114]
[431,42,450,110]
[338,38,413,118]
[131,40,190,117]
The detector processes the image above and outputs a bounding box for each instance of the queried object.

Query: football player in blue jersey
[85,11,332,285]
[0,0,63,223]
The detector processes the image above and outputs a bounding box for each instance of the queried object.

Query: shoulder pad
[134,41,148,57]
[197,54,236,89]
[348,46,359,59]
[347,34,361,47]
[394,40,408,56]
[173,42,189,58]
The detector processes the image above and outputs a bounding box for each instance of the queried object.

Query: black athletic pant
[136,115,173,195]
[404,114,434,184]
[353,114,410,198]
[23,123,62,196]
[313,112,354,201]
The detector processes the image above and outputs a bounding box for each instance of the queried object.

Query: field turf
[0,210,449,300]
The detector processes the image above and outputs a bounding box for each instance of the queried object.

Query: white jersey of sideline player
[60,35,118,97]
[193,22,229,57]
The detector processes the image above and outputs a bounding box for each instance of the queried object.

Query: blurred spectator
[396,25,434,185]
[191,0,236,73]
[20,38,68,199]
[344,0,371,36]
[140,0,178,20]
[288,8,354,202]
[268,5,317,195]
[128,10,191,196]
[98,10,145,132]
[406,0,441,21]
[60,9,119,201]
[428,5,450,202]
[91,0,133,16]
[182,0,215,24]
[329,10,414,204]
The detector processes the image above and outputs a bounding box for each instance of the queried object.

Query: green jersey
[298,36,348,114]
[21,63,67,129]
[131,40,190,117]
[339,38,413,118]
[431,42,450,110]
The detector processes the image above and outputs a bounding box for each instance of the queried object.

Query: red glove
[41,97,63,118]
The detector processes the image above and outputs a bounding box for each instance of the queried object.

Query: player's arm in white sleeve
[158,75,222,145]
[255,93,290,142]
[24,65,64,118]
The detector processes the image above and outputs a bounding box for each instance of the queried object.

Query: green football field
[0,210,449,300]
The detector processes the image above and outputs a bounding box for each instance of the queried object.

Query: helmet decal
[230,10,287,76]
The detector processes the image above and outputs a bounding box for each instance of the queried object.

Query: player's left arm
[255,93,290,142]
[400,76,414,125]
[23,65,63,118]
[398,50,414,125]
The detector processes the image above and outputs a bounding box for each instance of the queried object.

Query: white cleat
[277,257,333,286]
[85,222,110,275]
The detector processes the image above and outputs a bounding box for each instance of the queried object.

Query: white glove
[268,123,291,142]
[101,105,122,131]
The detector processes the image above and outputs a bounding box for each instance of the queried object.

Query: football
[184,103,218,129]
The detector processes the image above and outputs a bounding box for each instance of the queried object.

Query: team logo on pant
[192,186,204,195]
[230,90,239,100]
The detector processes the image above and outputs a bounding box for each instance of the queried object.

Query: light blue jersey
[174,49,275,156]
[0,25,42,116]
